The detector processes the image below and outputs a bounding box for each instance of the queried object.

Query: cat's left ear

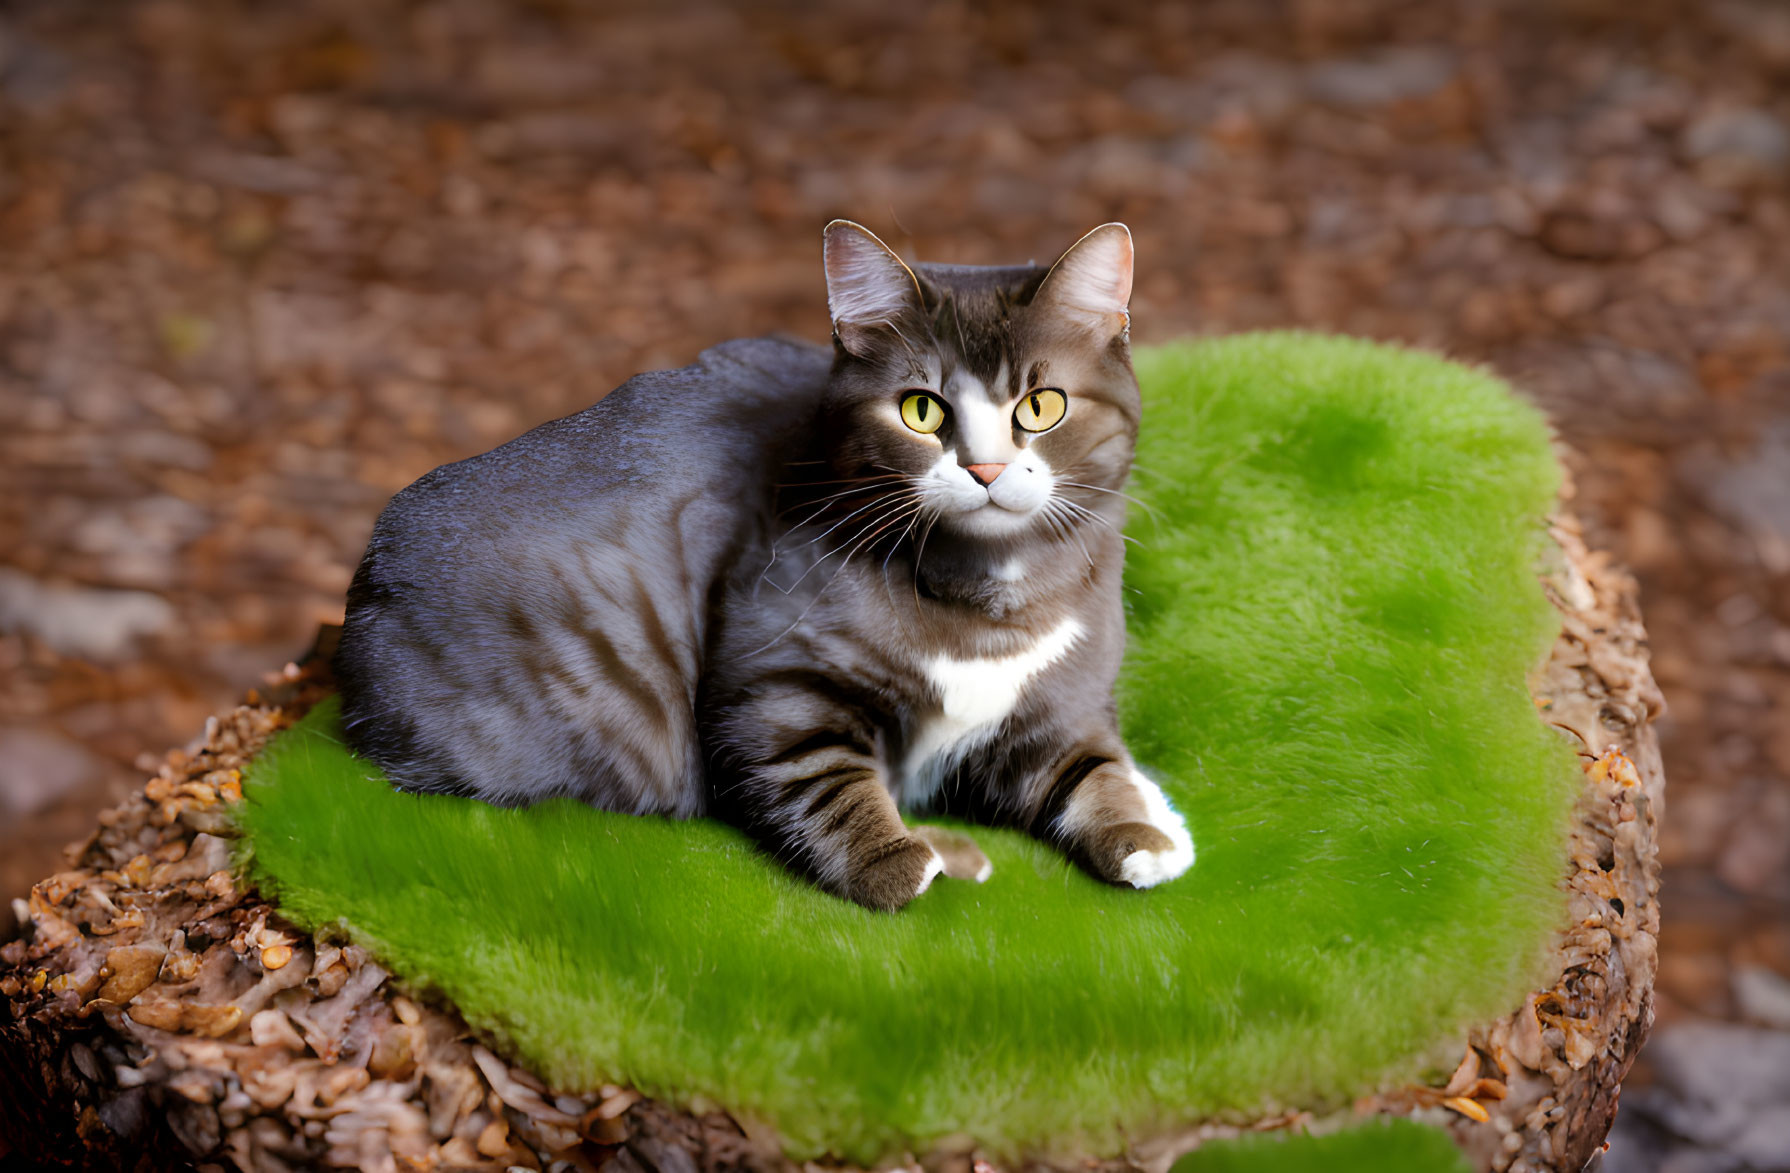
[1034,223,1133,338]
[823,220,926,358]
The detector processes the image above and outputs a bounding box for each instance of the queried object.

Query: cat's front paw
[1082,821,1181,887]
[1118,831,1194,887]
[1063,767,1196,889]
[1117,770,1195,888]
[911,825,993,884]
[845,835,946,912]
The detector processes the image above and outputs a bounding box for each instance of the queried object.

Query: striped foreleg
[723,683,945,911]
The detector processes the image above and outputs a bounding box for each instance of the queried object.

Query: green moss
[1171,1120,1474,1173]
[240,333,1575,1164]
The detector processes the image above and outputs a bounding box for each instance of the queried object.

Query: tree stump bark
[0,511,1663,1173]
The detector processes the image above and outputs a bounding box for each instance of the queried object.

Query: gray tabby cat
[335,221,1194,910]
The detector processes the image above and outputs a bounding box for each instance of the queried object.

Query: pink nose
[966,463,1007,487]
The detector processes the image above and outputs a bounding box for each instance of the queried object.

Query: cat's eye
[1014,388,1068,433]
[900,392,946,435]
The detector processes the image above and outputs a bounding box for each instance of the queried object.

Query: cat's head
[818,221,1138,545]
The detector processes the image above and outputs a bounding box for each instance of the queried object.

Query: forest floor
[2,1,1788,1167]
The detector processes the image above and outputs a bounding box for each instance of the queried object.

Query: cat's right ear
[823,220,925,358]
[1033,223,1133,340]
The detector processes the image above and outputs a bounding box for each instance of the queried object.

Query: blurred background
[1,0,1786,1167]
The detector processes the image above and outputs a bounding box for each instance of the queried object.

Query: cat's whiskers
[1031,500,1065,548]
[858,503,926,552]
[909,514,938,612]
[775,473,905,492]
[879,509,919,591]
[876,497,943,612]
[776,479,904,527]
[783,490,917,561]
[771,492,922,596]
[1053,496,1142,548]
[1040,498,1095,569]
[758,477,907,595]
[861,464,933,587]
[1054,476,1162,524]
[745,495,925,657]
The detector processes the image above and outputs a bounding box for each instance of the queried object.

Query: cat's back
[336,336,832,814]
[382,336,826,538]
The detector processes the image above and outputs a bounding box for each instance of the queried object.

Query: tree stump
[0,508,1662,1173]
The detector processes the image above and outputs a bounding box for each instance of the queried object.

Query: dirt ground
[2,0,1788,1166]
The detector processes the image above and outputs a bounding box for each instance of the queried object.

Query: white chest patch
[898,617,1083,807]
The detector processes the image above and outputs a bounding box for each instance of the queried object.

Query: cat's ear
[823,220,925,357]
[1034,223,1133,338]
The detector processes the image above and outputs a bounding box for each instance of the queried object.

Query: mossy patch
[240,333,1575,1164]
[1171,1120,1474,1173]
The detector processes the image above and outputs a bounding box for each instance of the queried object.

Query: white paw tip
[1124,768,1195,889]
[973,859,993,884]
[914,850,946,896]
[1120,839,1195,888]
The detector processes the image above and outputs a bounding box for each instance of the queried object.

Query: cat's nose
[965,463,1007,487]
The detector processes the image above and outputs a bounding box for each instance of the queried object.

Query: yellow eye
[1014,388,1067,433]
[900,392,946,434]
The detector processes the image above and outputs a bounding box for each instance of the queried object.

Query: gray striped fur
[335,223,1194,910]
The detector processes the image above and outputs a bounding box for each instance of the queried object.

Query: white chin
[942,503,1042,536]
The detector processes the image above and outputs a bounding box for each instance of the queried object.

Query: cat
[334,220,1194,911]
